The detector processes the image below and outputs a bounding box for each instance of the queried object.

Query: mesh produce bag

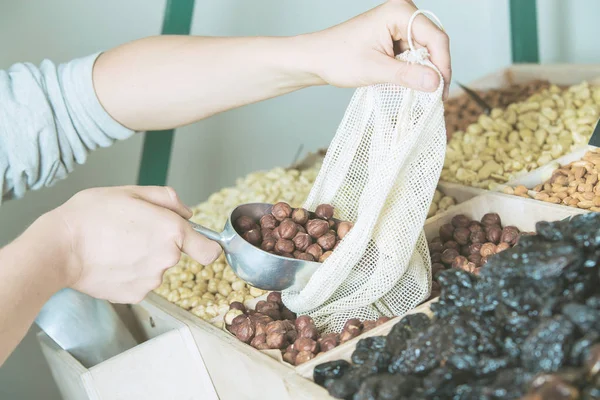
[282,11,447,332]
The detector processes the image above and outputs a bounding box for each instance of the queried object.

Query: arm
[0,212,70,366]
[0,185,222,365]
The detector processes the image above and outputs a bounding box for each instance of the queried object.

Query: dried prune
[570,332,600,365]
[354,374,419,400]
[562,303,600,332]
[313,360,351,386]
[521,316,576,372]
[326,365,377,399]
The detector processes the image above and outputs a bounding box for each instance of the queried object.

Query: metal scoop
[189,203,322,291]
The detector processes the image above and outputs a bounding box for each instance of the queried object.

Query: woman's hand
[52,185,221,303]
[303,0,451,98]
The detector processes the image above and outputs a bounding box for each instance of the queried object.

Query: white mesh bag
[282,11,447,333]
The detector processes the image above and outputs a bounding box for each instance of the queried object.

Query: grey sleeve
[0,53,135,203]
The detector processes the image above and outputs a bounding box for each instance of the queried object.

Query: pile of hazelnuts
[235,202,353,263]
[428,212,534,299]
[225,292,390,366]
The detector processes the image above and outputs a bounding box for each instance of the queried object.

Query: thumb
[374,55,440,92]
[180,223,223,265]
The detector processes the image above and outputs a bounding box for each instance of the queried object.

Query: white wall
[0,1,598,399]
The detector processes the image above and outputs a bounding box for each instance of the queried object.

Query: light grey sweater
[0,53,135,203]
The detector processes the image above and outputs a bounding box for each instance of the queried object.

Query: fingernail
[421,71,437,91]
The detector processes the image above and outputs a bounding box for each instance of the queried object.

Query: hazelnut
[315,204,334,220]
[243,229,262,246]
[295,338,318,353]
[255,323,267,336]
[279,252,293,258]
[256,302,281,321]
[264,320,286,334]
[429,242,444,254]
[235,216,257,233]
[340,325,361,343]
[261,238,276,252]
[266,291,282,305]
[299,325,319,340]
[230,313,249,327]
[468,243,482,255]
[275,239,295,254]
[272,202,292,221]
[451,214,471,228]
[470,230,487,244]
[500,226,520,245]
[460,245,471,257]
[286,330,298,343]
[431,263,445,277]
[281,306,296,321]
[279,219,299,240]
[260,214,277,230]
[337,221,353,240]
[249,313,273,327]
[443,241,459,251]
[441,249,460,265]
[306,243,323,260]
[250,334,266,348]
[362,320,377,332]
[261,228,275,240]
[439,224,455,242]
[293,250,302,258]
[291,208,310,225]
[229,302,246,313]
[328,219,337,229]
[283,350,298,365]
[431,253,442,264]
[319,251,333,263]
[453,228,470,245]
[585,344,600,377]
[229,316,254,343]
[376,316,391,326]
[486,225,503,244]
[293,233,312,252]
[480,243,497,257]
[343,318,362,331]
[295,351,315,365]
[266,332,288,349]
[481,213,501,226]
[225,309,244,325]
[297,253,316,262]
[319,337,339,352]
[468,221,483,233]
[295,315,315,331]
[317,232,336,251]
[272,226,282,240]
[281,320,295,331]
[451,256,469,270]
[468,254,482,266]
[306,219,329,239]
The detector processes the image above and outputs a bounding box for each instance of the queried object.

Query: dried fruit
[272,202,292,221]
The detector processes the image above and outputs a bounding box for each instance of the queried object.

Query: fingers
[128,186,193,219]
[180,222,223,265]
[375,54,440,92]
[386,2,451,99]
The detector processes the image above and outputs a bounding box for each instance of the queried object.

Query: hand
[51,186,222,303]
[303,0,451,98]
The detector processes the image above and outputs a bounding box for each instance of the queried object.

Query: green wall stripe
[509,0,540,63]
[137,0,196,186]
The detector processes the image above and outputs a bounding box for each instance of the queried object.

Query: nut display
[427,189,458,218]
[235,202,352,261]
[427,212,534,301]
[314,212,600,399]
[225,293,391,366]
[445,80,552,138]
[504,148,600,212]
[155,162,322,323]
[442,81,600,189]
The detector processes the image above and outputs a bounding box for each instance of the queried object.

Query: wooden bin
[37,301,218,400]
[143,191,590,397]
[439,64,600,196]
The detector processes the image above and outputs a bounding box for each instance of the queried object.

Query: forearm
[0,213,69,365]
[93,35,322,131]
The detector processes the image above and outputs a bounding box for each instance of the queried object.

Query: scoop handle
[188,221,223,243]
